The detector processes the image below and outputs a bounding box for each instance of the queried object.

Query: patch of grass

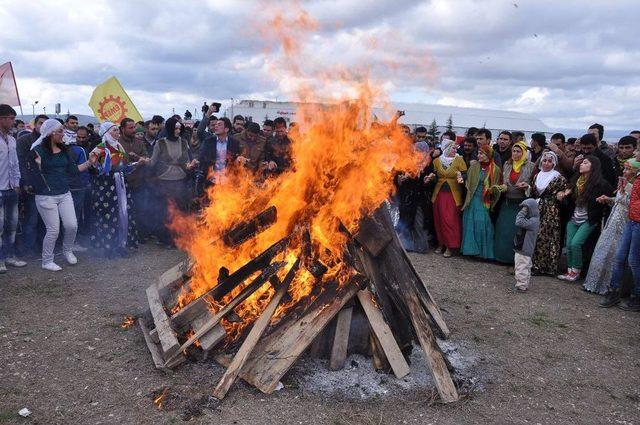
[528,312,568,330]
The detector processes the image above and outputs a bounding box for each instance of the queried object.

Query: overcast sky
[1,0,639,132]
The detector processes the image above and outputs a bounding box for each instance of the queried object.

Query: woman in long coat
[425,138,467,257]
[528,151,567,275]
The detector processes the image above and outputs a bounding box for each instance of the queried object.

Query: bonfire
[139,3,459,403]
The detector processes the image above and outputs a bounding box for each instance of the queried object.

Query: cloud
[1,0,639,133]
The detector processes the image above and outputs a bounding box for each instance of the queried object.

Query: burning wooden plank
[165,262,286,365]
[223,206,277,247]
[213,259,300,400]
[216,275,365,393]
[170,236,290,330]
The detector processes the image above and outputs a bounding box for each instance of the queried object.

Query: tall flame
[169,2,433,341]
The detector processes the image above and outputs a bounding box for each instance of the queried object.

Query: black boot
[599,289,621,308]
[619,295,640,312]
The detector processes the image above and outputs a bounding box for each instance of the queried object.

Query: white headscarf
[439,138,457,168]
[98,121,123,150]
[30,119,63,150]
[535,151,561,193]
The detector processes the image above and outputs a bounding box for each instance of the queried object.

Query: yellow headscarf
[511,141,529,173]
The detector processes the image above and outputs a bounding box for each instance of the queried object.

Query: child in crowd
[513,198,540,292]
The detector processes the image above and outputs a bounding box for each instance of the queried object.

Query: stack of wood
[139,204,459,403]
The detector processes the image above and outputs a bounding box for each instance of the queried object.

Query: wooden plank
[372,206,450,338]
[157,258,193,290]
[216,277,362,393]
[170,236,290,330]
[164,262,284,364]
[372,206,458,403]
[355,215,392,257]
[370,332,389,371]
[404,283,458,402]
[138,318,166,370]
[356,246,414,351]
[223,206,277,247]
[213,259,299,400]
[357,289,410,378]
[329,306,353,370]
[192,313,226,352]
[146,285,180,359]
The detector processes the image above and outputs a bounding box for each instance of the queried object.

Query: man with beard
[236,122,268,172]
[265,117,292,175]
[494,130,513,167]
[119,118,151,242]
[232,115,246,135]
[530,132,547,165]
[614,136,637,177]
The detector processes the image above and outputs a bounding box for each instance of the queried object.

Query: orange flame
[153,388,169,409]
[169,2,432,341]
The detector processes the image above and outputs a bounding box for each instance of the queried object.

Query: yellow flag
[88,76,143,123]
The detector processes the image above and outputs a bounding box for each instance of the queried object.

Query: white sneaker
[64,252,78,265]
[42,262,62,272]
[5,257,27,267]
[0,261,6,273]
[72,243,88,252]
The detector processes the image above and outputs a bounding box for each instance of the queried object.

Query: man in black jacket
[573,133,618,187]
[15,114,48,257]
[196,117,241,193]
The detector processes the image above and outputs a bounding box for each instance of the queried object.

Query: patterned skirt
[90,173,138,252]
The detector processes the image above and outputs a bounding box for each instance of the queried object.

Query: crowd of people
[0,103,292,271]
[1,103,639,311]
[393,123,640,311]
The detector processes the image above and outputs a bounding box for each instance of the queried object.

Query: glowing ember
[153,388,169,409]
[168,2,432,342]
[120,315,135,329]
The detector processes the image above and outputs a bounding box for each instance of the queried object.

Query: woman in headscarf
[148,117,199,247]
[556,154,613,282]
[583,158,640,293]
[529,151,567,275]
[460,144,502,259]
[493,140,535,264]
[29,119,97,271]
[424,137,467,257]
[90,121,147,258]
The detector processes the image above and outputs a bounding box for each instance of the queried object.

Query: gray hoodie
[513,198,540,257]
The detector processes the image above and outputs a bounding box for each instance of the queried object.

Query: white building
[224,100,552,139]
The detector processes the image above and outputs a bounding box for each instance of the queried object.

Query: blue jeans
[17,192,40,255]
[71,187,89,235]
[610,221,640,295]
[0,189,19,260]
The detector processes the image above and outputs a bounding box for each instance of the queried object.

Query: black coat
[197,134,241,177]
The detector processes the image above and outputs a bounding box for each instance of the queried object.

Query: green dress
[461,169,495,259]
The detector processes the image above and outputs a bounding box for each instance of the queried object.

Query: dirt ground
[1,245,638,424]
